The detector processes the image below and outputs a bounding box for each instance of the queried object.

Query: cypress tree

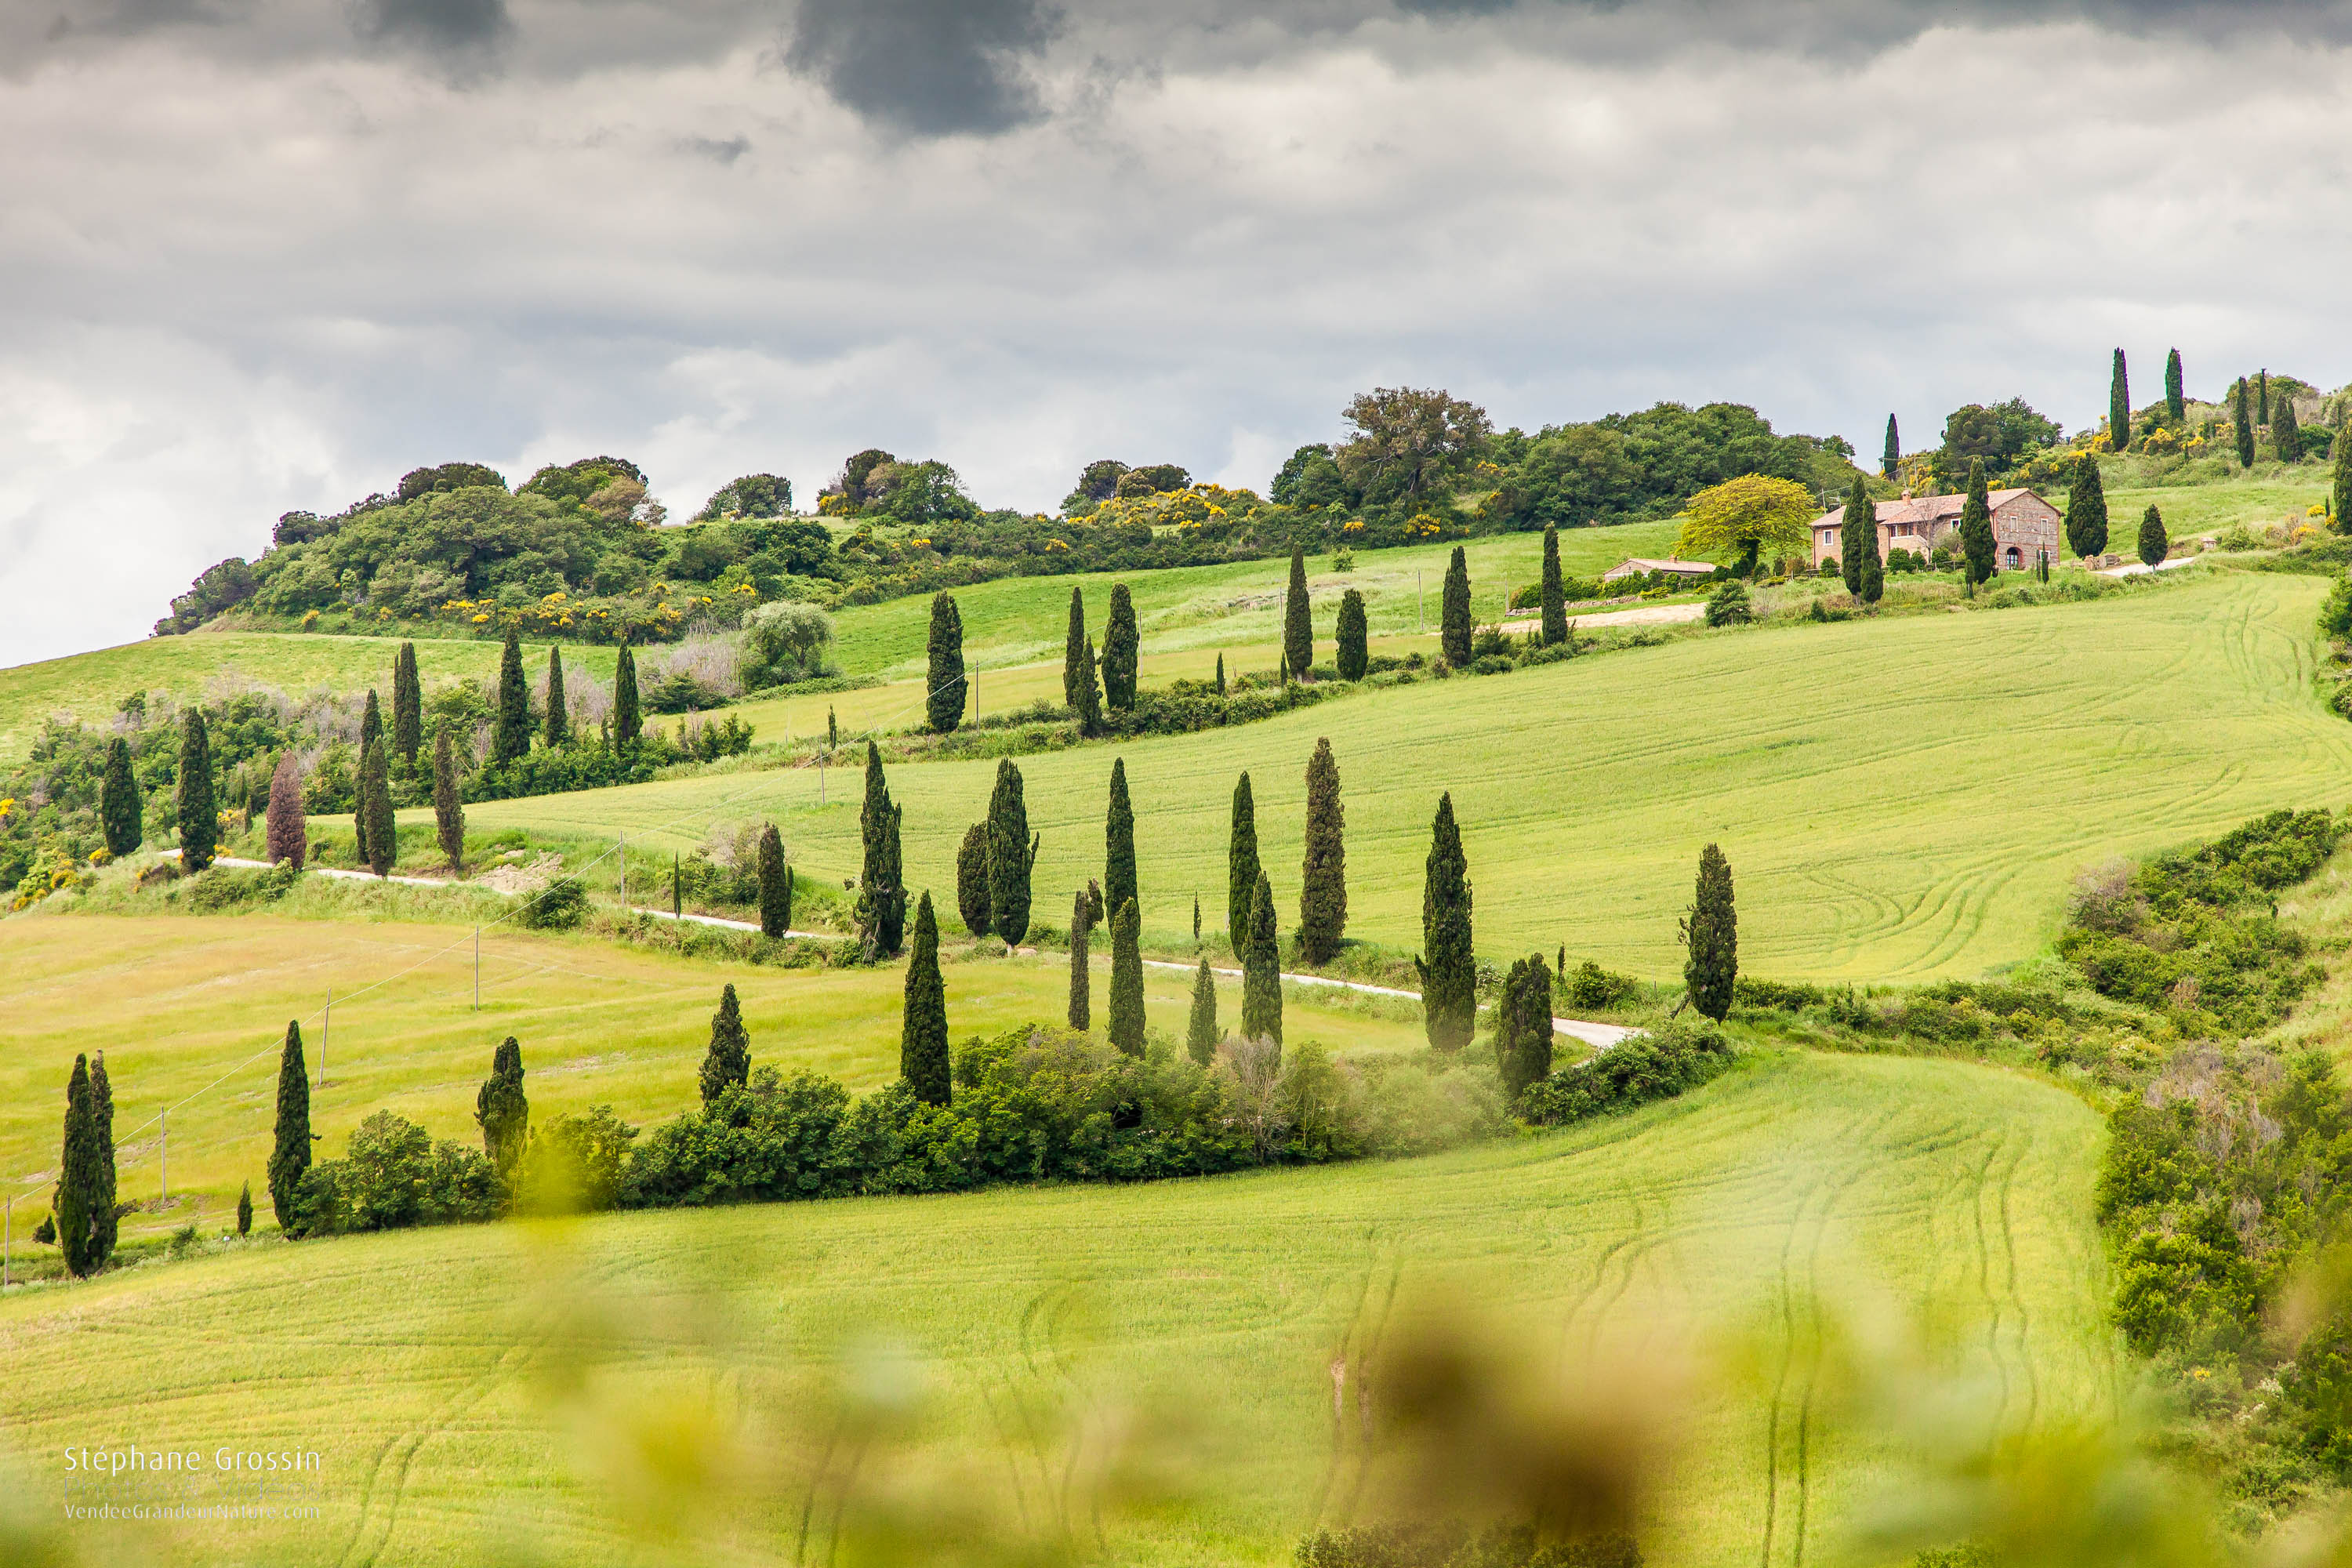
[1540,524,1569,647]
[1068,887,1092,1031]
[236,1181,252,1237]
[901,892,951,1105]
[2065,456,2111,560]
[1186,956,1218,1065]
[926,592,967,733]
[1681,843,1737,1022]
[1882,413,1900,478]
[1298,737,1346,966]
[2334,414,2352,535]
[757,823,790,938]
[1241,872,1282,1048]
[1839,473,1874,597]
[615,644,641,747]
[2138,505,2169,568]
[2259,368,2270,425]
[176,708,216,873]
[268,1020,310,1232]
[354,694,379,864]
[985,757,1037,947]
[100,735,141,857]
[699,983,750,1103]
[543,646,568,748]
[493,633,531,764]
[88,1051,116,1268]
[433,729,465,871]
[360,687,383,755]
[1858,526,1884,605]
[1214,653,1226,696]
[2277,394,2303,464]
[360,737,394,877]
[1283,546,1315,677]
[1495,954,1555,1102]
[1062,587,1089,708]
[1959,459,1997,586]
[1439,546,1472,667]
[1228,771,1260,954]
[56,1055,96,1277]
[1336,588,1370,680]
[267,752,307,867]
[858,742,909,956]
[392,641,422,764]
[2165,348,2185,421]
[2108,347,2130,452]
[1105,757,1137,924]
[1415,793,1475,1052]
[1192,892,1201,944]
[1073,637,1105,738]
[956,822,992,937]
[2234,378,2256,467]
[474,1036,528,1180]
[1108,897,1145,1056]
[877,798,906,956]
[1102,583,1140,710]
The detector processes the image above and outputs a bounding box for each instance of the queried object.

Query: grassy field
[456,572,2352,983]
[0,1048,2118,1568]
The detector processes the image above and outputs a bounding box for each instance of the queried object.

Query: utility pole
[474,926,481,1011]
[322,988,330,1089]
[159,1109,168,1200]
[619,833,626,908]
[5,1194,12,1290]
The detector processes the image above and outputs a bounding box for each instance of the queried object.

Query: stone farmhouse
[1809,487,2063,573]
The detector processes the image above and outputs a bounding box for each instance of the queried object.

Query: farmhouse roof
[1813,488,2036,529]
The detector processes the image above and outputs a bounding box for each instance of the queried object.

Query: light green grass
[0,1049,2117,1567]
[456,573,2352,983]
[2105,470,2331,538]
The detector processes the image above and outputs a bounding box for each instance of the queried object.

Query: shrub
[292,1111,498,1236]
[1704,580,1752,626]
[1563,960,1641,1011]
[1518,1018,1734,1127]
[1298,1522,1641,1567]
[516,877,590,930]
[514,1105,637,1214]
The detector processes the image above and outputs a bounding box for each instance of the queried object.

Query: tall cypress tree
[1495,954,1555,1102]
[2277,394,2303,464]
[237,1181,252,1237]
[901,892,951,1105]
[474,1036,528,1180]
[1415,793,1475,1052]
[1681,844,1737,1022]
[1839,473,1874,596]
[360,687,383,756]
[2165,348,2185,421]
[1214,653,1225,696]
[2065,456,2111,560]
[492,633,531,765]
[757,823,790,937]
[1073,637,1105,737]
[2259,368,2271,425]
[267,751,307,867]
[176,708,216,873]
[614,644,642,748]
[2138,504,2169,568]
[1959,459,1996,586]
[1336,588,1370,680]
[1439,546,1472,667]
[354,692,379,863]
[361,737,394,877]
[1102,583,1140,710]
[2335,414,2352,535]
[985,757,1036,947]
[858,742,909,956]
[1540,524,1568,647]
[1241,872,1282,1048]
[392,641,423,764]
[2234,378,2257,467]
[268,1020,311,1232]
[1068,887,1092,1030]
[926,592,967,733]
[1858,526,1884,605]
[1283,546,1315,677]
[2108,347,2131,452]
[699,983,750,1103]
[1228,771,1260,954]
[956,822,992,938]
[543,647,568,748]
[100,735,141,856]
[1063,587,1089,708]
[1881,413,1900,479]
[1105,757,1137,924]
[433,729,465,871]
[1298,737,1346,965]
[56,1054,96,1277]
[877,797,906,956]
[1186,956,1218,1065]
[88,1051,117,1268]
[1108,898,1145,1057]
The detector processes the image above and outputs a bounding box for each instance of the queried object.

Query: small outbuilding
[1810,487,2063,574]
[1601,557,1719,584]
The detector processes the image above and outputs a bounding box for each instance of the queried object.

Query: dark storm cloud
[783,0,1062,136]
[351,0,510,53]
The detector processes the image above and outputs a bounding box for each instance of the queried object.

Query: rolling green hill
[0,1049,2116,1568]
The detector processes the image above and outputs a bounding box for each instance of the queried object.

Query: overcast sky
[2,0,2347,666]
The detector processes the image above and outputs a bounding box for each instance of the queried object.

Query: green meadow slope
[461,572,2352,982]
[0,1050,2116,1568]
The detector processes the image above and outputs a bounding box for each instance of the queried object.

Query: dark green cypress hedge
[901,893,951,1106]
[1063,587,1088,708]
[1108,898,1145,1057]
[100,735,141,857]
[757,823,790,938]
[360,737,394,877]
[1959,459,1996,586]
[985,757,1036,947]
[1105,757,1137,924]
[268,1021,310,1232]
[1439,546,1472,667]
[57,1054,97,1276]
[1242,872,1282,1048]
[2277,395,2303,464]
[2109,347,2131,452]
[615,644,641,747]
[1102,584,1140,710]
[1415,792,1475,1051]
[493,634,531,765]
[475,1036,528,1179]
[1186,956,1218,1065]
[699,983,751,1103]
[176,709,217,873]
[1336,588,1370,680]
[1067,887,1091,1030]
[956,822,992,938]
[433,730,465,871]
[1298,737,1346,965]
[1283,546,1314,677]
[393,641,423,764]
[1681,843,1737,1022]
[1540,524,1568,647]
[1228,771,1260,955]
[2235,378,2257,467]
[1839,474,1873,597]
[2138,504,2169,568]
[2165,348,2185,421]
[2066,456,2111,559]
[926,592,967,734]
